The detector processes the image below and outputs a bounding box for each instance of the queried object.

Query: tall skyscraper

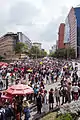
[58,23,65,49]
[64,6,80,58]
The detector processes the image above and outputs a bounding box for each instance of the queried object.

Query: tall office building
[0,32,32,58]
[64,6,80,58]
[58,23,65,49]
[17,32,32,49]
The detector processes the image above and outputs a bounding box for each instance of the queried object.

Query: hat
[23,101,30,108]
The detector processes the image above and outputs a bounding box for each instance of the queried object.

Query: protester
[0,105,5,120]
[72,83,79,100]
[23,101,30,120]
[0,81,3,90]
[55,87,60,106]
[1,58,80,119]
[61,86,67,105]
[49,88,54,110]
[36,92,42,114]
[42,90,48,113]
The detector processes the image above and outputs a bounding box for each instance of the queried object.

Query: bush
[56,113,72,120]
[41,112,57,120]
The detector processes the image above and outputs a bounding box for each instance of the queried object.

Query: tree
[67,47,75,59]
[14,42,28,54]
[49,47,75,59]
[28,46,40,58]
[28,46,47,58]
[40,50,47,58]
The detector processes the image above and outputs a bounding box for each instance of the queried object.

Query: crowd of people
[0,58,80,120]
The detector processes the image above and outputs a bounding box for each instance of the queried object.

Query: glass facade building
[64,7,80,58]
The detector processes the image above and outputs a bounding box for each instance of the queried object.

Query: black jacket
[49,93,54,103]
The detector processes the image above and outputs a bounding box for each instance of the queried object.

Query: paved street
[29,80,61,120]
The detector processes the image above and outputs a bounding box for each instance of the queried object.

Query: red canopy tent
[6,84,34,96]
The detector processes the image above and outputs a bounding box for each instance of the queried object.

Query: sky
[0,0,80,52]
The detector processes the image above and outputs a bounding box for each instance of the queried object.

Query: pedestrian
[61,87,67,105]
[4,102,13,120]
[0,105,5,120]
[55,88,60,106]
[0,81,3,90]
[72,82,79,100]
[23,101,30,120]
[34,85,38,101]
[49,88,54,110]
[67,82,71,103]
[42,90,48,113]
[36,92,42,114]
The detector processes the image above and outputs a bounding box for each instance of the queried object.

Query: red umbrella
[6,84,34,96]
[0,62,8,67]
[1,95,12,99]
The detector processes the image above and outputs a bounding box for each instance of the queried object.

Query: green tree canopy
[28,46,47,58]
[14,42,28,54]
[49,47,75,59]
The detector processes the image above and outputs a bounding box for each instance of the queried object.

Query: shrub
[56,113,72,120]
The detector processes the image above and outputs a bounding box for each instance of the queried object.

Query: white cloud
[0,0,80,51]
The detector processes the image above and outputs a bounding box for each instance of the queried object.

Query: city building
[52,45,56,52]
[33,42,42,50]
[0,32,32,58]
[56,40,58,50]
[49,45,56,54]
[17,32,32,49]
[58,23,65,49]
[64,6,80,58]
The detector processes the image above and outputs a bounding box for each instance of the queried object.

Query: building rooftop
[33,42,41,44]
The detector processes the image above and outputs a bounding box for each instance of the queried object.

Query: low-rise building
[0,32,32,58]
[17,32,32,49]
[33,42,42,50]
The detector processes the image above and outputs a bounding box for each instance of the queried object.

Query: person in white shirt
[72,83,79,100]
[42,90,48,113]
